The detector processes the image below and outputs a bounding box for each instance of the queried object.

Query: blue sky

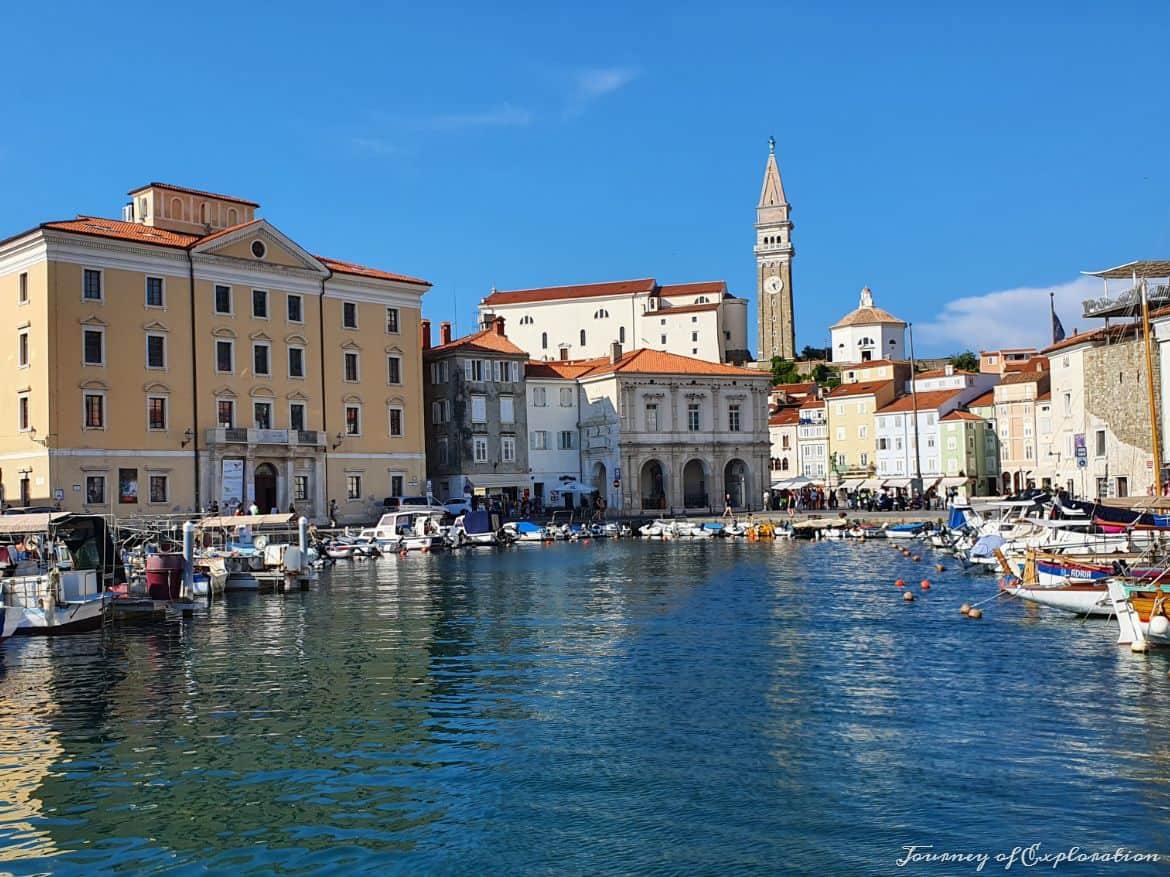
[3,1,1169,356]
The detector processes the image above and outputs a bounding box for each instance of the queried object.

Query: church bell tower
[755,136,795,362]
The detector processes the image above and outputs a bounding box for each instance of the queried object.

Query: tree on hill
[797,345,830,362]
[770,356,802,385]
[812,363,841,388]
[948,350,979,372]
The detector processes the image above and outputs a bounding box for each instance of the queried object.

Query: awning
[0,512,72,534]
[939,476,969,489]
[883,477,913,489]
[838,478,864,491]
[858,478,882,492]
[772,476,814,490]
[198,513,297,529]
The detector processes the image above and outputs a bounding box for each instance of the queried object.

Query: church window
[579,329,586,346]
[695,296,709,304]
[541,332,548,349]
[593,308,609,319]
[520,315,534,325]
[619,326,625,343]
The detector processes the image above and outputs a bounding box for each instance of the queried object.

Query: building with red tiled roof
[477,276,751,366]
[830,287,907,366]
[0,181,431,523]
[979,347,1040,375]
[769,407,802,482]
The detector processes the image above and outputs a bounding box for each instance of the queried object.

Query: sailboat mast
[1141,277,1163,496]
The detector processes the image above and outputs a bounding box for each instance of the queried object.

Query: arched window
[781,458,789,471]
[619,326,626,343]
[593,308,609,319]
[519,315,534,326]
[227,208,238,226]
[695,296,709,304]
[579,329,586,346]
[541,332,548,349]
[200,202,211,223]
[170,197,182,219]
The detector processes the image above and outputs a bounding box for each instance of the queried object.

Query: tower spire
[758,139,788,210]
[755,139,796,363]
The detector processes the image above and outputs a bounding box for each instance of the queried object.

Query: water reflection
[0,540,1169,873]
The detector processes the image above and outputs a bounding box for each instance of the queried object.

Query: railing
[206,428,326,447]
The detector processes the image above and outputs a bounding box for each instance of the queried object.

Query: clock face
[766,276,783,294]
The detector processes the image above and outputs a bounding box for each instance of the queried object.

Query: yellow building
[825,379,896,489]
[0,182,430,522]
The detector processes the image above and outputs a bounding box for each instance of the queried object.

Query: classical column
[244,447,256,506]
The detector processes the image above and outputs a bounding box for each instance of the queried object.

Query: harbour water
[2,539,1169,875]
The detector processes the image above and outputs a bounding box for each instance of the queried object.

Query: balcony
[205,428,326,448]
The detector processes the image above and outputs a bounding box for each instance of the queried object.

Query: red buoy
[921,580,931,590]
[895,579,905,587]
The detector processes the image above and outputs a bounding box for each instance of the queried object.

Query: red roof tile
[769,408,801,426]
[659,302,722,316]
[999,370,1047,385]
[914,368,975,378]
[772,382,816,395]
[1041,326,1140,354]
[41,216,198,248]
[878,390,962,414]
[428,326,528,357]
[128,181,260,208]
[580,348,765,378]
[483,278,658,306]
[826,380,894,398]
[525,358,608,379]
[194,218,264,246]
[658,281,728,297]
[967,390,996,408]
[318,255,429,286]
[940,409,985,422]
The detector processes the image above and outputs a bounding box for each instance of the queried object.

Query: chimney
[420,319,431,351]
[493,315,506,336]
[610,341,623,363]
[481,311,495,330]
[559,347,569,361]
[440,321,452,345]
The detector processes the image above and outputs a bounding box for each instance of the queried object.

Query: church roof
[579,348,765,379]
[483,278,657,305]
[758,139,788,209]
[427,325,528,357]
[831,287,907,329]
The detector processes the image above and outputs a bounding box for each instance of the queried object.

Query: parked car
[444,497,473,517]
[382,495,435,512]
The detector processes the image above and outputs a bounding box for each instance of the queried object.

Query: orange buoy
[421,547,429,554]
[968,607,983,619]
[960,603,971,615]
[921,580,931,590]
[399,550,407,558]
[935,564,945,573]
[903,592,916,602]
[895,579,905,587]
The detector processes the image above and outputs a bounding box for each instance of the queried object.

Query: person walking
[328,499,338,528]
[723,492,734,519]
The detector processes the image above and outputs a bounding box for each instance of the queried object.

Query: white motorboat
[373,507,448,552]
[1,604,23,642]
[501,521,547,543]
[1000,580,1115,617]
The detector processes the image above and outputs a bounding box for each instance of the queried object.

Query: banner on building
[222,459,244,507]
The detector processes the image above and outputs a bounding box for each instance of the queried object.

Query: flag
[1050,291,1066,344]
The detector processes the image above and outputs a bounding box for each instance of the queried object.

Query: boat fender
[49,567,63,607]
[1150,615,1170,638]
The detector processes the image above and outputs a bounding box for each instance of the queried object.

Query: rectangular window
[500,396,515,424]
[860,452,868,467]
[83,268,102,300]
[215,284,232,314]
[343,302,358,329]
[558,430,575,450]
[216,340,233,373]
[145,276,164,308]
[344,351,359,382]
[18,272,28,303]
[387,355,402,384]
[471,395,487,423]
[692,331,698,342]
[146,334,166,369]
[254,401,272,430]
[836,427,846,441]
[294,475,309,501]
[18,331,28,367]
[388,407,404,437]
[531,430,549,450]
[646,403,659,431]
[147,396,167,431]
[438,436,449,465]
[509,361,520,382]
[560,387,574,407]
[217,399,234,428]
[345,405,361,435]
[347,474,362,500]
[660,334,667,344]
[287,294,303,323]
[430,361,449,384]
[253,343,270,376]
[468,359,484,382]
[385,307,399,333]
[687,402,700,431]
[858,425,867,439]
[490,360,501,382]
[432,401,442,424]
[83,328,104,365]
[85,475,106,505]
[252,289,268,318]
[84,392,104,429]
[728,404,741,432]
[501,435,516,463]
[288,346,305,378]
[391,474,404,496]
[533,387,547,407]
[290,403,306,431]
[149,474,168,504]
[474,437,489,463]
[1095,429,1106,457]
[1063,392,1072,416]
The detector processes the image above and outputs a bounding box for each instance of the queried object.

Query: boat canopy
[0,512,73,534]
[197,513,298,529]
[463,510,496,535]
[882,477,913,489]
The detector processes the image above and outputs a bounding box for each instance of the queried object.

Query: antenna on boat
[907,322,924,499]
[1140,273,1163,496]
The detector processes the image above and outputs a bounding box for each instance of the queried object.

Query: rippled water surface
[2,539,1170,875]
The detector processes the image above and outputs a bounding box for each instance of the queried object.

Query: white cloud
[350,136,399,156]
[420,103,532,131]
[564,67,638,117]
[914,276,1102,352]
